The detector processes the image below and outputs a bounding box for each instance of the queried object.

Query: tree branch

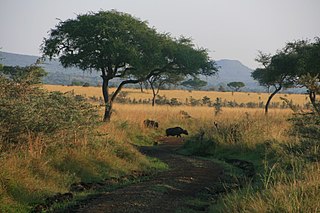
[111,78,142,102]
[114,67,136,77]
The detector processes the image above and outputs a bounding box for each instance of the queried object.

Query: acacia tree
[147,73,184,106]
[288,38,320,113]
[254,51,272,93]
[42,11,217,121]
[252,48,299,114]
[181,76,208,90]
[227,81,245,94]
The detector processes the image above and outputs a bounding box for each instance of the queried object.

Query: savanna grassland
[45,85,319,212]
[44,84,311,107]
[1,83,319,212]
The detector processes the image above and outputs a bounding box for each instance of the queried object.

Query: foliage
[298,74,320,113]
[213,97,222,115]
[42,10,218,121]
[147,73,184,106]
[0,67,165,211]
[0,73,99,147]
[288,112,320,161]
[227,81,245,92]
[252,50,298,88]
[289,38,320,113]
[181,76,208,90]
[180,112,319,213]
[252,38,320,114]
[0,65,47,85]
[202,96,211,105]
[252,44,299,113]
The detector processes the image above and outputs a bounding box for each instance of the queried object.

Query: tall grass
[0,82,163,212]
[44,85,310,107]
[101,103,319,212]
[2,83,318,212]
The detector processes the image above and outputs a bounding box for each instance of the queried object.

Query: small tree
[289,38,320,113]
[254,51,272,93]
[252,47,298,114]
[147,73,183,106]
[298,74,320,114]
[227,81,245,94]
[202,96,211,105]
[181,76,208,90]
[213,97,222,115]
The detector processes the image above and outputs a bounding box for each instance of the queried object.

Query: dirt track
[73,138,224,213]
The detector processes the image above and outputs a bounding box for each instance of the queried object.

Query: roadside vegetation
[181,110,319,212]
[1,9,319,213]
[1,70,319,211]
[0,66,166,212]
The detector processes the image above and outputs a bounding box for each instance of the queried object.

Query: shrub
[0,75,99,148]
[287,112,320,161]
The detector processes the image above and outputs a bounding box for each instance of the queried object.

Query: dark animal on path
[166,127,189,137]
[143,119,159,129]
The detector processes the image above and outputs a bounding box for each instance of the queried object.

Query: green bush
[0,75,99,148]
[287,113,320,161]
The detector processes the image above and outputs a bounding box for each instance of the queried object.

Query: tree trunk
[152,95,156,106]
[101,76,112,122]
[265,85,282,114]
[308,90,320,114]
[104,101,113,122]
[139,82,144,93]
[148,79,156,107]
[106,78,142,120]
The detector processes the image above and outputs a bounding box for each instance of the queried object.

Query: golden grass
[110,103,292,121]
[43,84,295,147]
[2,84,317,212]
[43,85,311,107]
[221,162,320,212]
[43,84,296,145]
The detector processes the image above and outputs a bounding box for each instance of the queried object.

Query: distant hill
[201,59,261,91]
[0,51,101,86]
[215,59,252,83]
[0,51,262,91]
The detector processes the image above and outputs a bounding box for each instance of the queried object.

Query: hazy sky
[1,0,319,68]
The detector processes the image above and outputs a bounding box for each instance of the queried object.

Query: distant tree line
[82,92,309,110]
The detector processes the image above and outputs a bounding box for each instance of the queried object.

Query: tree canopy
[291,38,320,113]
[227,81,245,92]
[42,10,218,121]
[181,76,208,90]
[252,38,320,114]
[147,73,184,106]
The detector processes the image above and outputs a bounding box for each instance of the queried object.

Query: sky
[1,0,320,69]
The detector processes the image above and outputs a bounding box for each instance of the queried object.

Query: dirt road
[73,138,224,213]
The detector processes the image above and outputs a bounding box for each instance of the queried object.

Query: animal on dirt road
[165,127,188,137]
[143,119,159,129]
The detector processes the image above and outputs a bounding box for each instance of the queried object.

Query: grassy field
[43,85,320,212]
[43,84,310,107]
[43,85,319,211]
[1,83,319,212]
